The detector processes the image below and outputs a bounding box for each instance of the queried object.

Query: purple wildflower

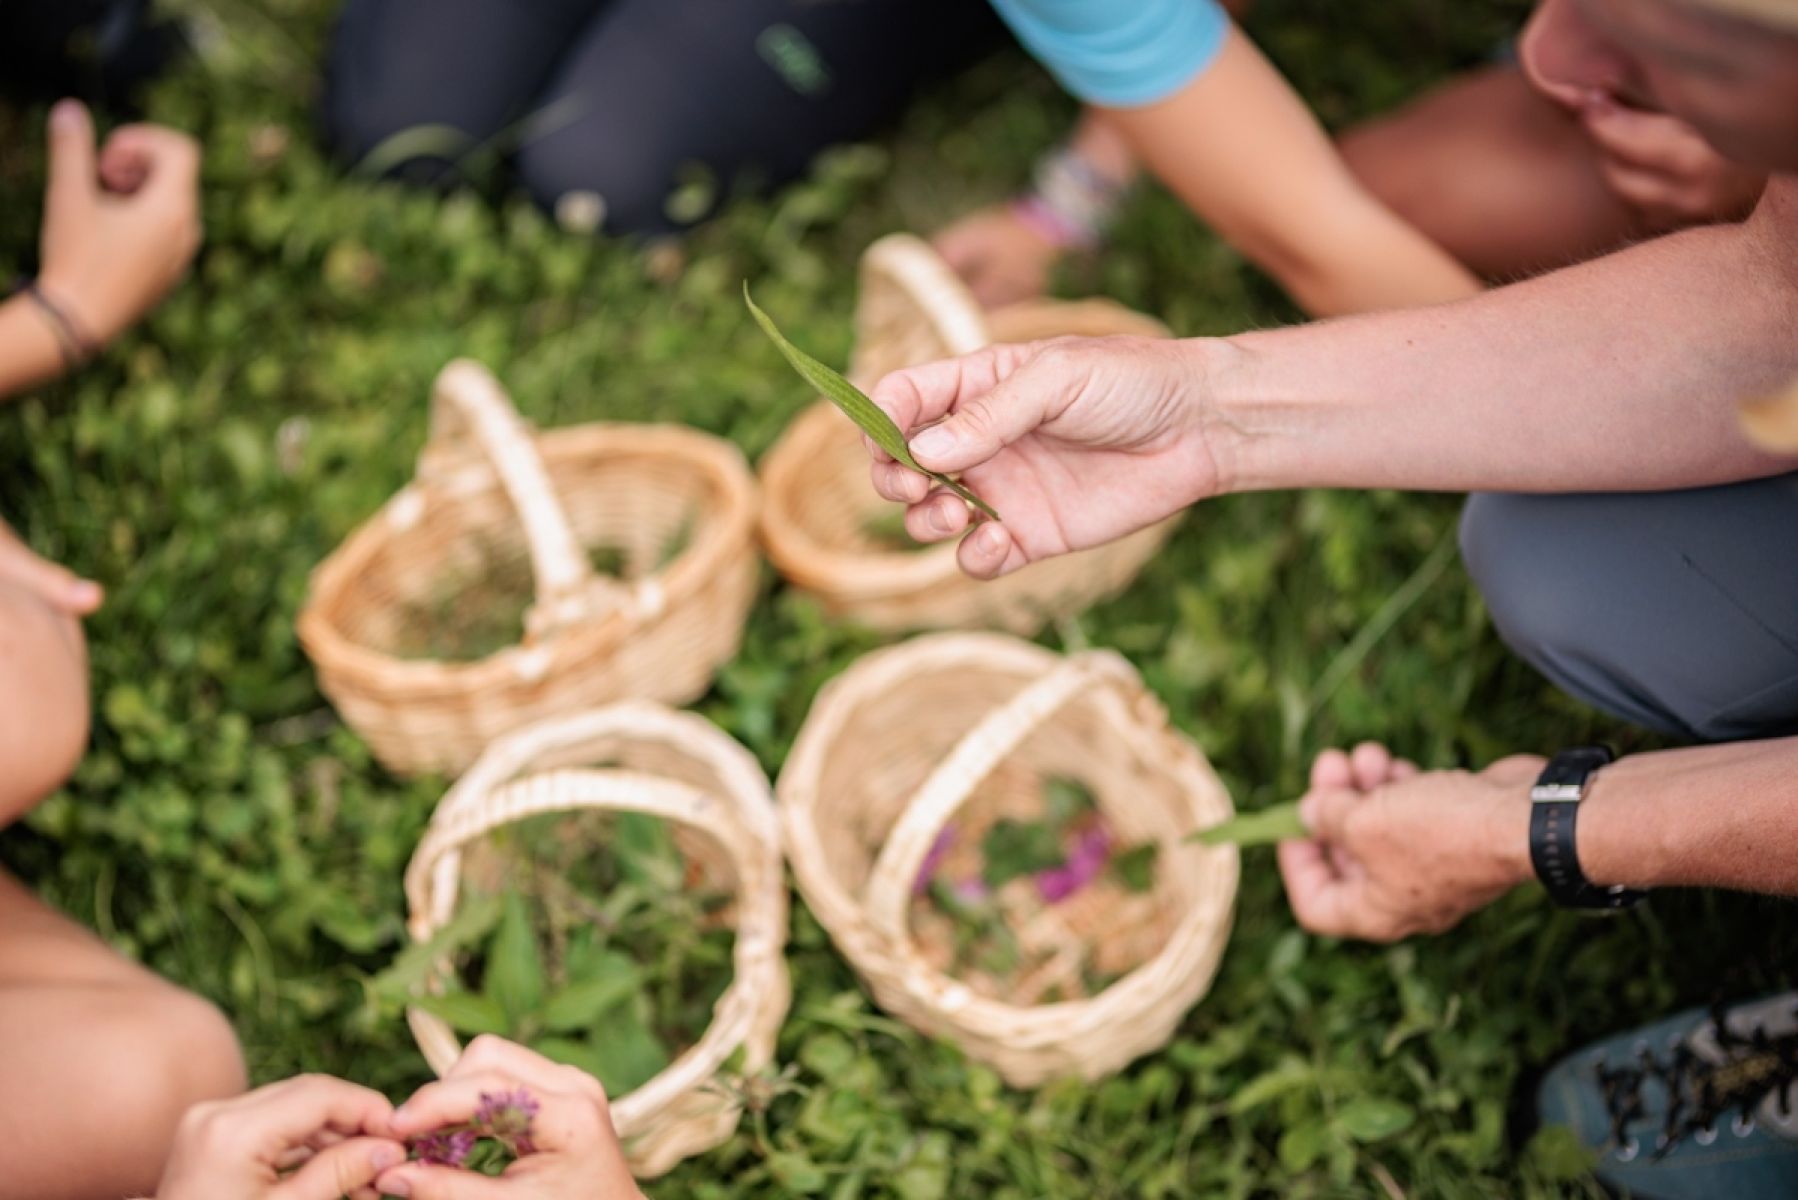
[951,877,991,904]
[474,1088,540,1142]
[914,827,957,896]
[412,1128,477,1168]
[1036,824,1112,903]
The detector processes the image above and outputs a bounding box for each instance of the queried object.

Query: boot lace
[1595,1000,1798,1160]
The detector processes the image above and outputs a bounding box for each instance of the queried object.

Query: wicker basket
[779,633,1238,1087]
[297,359,758,776]
[403,702,790,1177]
[758,234,1181,634]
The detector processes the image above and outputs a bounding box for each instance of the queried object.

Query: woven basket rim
[298,423,757,690]
[779,633,1238,1032]
[756,403,966,593]
[402,702,788,1155]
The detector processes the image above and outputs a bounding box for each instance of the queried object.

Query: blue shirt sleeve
[989,0,1230,108]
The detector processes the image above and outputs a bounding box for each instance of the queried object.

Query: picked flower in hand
[405,1087,541,1174]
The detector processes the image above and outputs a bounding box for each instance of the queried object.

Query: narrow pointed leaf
[744,283,1000,521]
[1193,803,1307,847]
[486,891,546,1024]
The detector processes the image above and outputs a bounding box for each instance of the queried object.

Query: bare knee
[0,584,90,825]
[90,983,247,1126]
[0,981,245,1200]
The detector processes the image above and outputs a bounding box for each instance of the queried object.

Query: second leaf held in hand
[1194,803,1307,848]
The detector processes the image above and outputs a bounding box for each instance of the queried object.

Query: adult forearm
[1576,738,1798,896]
[0,294,69,399]
[1206,179,1798,495]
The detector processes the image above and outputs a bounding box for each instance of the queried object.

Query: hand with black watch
[1273,741,1663,943]
[1528,746,1650,911]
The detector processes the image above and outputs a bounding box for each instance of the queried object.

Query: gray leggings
[1460,473,1798,743]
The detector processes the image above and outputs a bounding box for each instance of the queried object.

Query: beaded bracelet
[1012,142,1132,250]
[12,278,99,372]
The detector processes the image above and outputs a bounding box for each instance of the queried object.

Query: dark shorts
[321,0,1004,234]
[1461,473,1798,742]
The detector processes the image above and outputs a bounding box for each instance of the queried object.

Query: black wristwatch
[1529,746,1648,911]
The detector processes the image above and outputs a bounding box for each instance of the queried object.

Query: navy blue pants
[321,0,1002,234]
[1461,474,1798,742]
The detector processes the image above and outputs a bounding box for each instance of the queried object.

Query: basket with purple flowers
[779,633,1240,1086]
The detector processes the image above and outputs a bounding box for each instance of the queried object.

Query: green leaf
[1110,842,1159,893]
[370,892,504,1005]
[743,283,1000,521]
[1044,776,1097,827]
[1193,803,1306,847]
[1336,1097,1417,1142]
[414,990,510,1037]
[540,969,642,1033]
[982,818,1065,887]
[1524,1125,1595,1182]
[799,1031,859,1081]
[613,811,681,888]
[485,892,546,1025]
[769,1150,831,1194]
[587,1004,673,1095]
[1278,1121,1330,1173]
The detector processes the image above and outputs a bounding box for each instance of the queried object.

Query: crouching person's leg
[1459,474,1798,742]
[0,574,246,1199]
[0,871,246,1200]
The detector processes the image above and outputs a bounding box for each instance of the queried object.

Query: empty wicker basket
[404,702,790,1177]
[780,633,1238,1087]
[758,233,1181,634]
[297,359,758,776]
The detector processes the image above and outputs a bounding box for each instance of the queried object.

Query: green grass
[2,1,1792,1196]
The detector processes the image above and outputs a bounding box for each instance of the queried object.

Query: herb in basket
[372,811,736,1098]
[743,283,1000,522]
[910,777,1164,1001]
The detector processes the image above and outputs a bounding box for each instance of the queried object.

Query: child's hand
[378,1036,645,1200]
[36,99,202,349]
[0,518,102,616]
[156,1075,406,1200]
[933,203,1065,309]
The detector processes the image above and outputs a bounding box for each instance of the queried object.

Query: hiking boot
[1537,992,1798,1199]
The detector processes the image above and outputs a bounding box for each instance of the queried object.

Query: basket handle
[851,234,992,377]
[417,360,611,635]
[862,650,1140,942]
[406,767,780,1132]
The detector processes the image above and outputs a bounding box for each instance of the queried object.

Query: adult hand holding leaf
[744,284,998,521]
[859,328,1220,581]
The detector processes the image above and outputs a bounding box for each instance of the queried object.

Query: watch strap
[1529,746,1647,911]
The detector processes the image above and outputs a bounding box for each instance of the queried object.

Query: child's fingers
[0,543,102,615]
[388,1075,516,1137]
[451,1034,595,1097]
[373,1164,515,1200]
[272,1136,406,1200]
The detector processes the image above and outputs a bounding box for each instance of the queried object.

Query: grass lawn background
[2,1,1793,1195]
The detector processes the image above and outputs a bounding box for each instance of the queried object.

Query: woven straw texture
[780,633,1239,1087]
[758,234,1180,634]
[298,359,758,777]
[403,702,790,1177]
